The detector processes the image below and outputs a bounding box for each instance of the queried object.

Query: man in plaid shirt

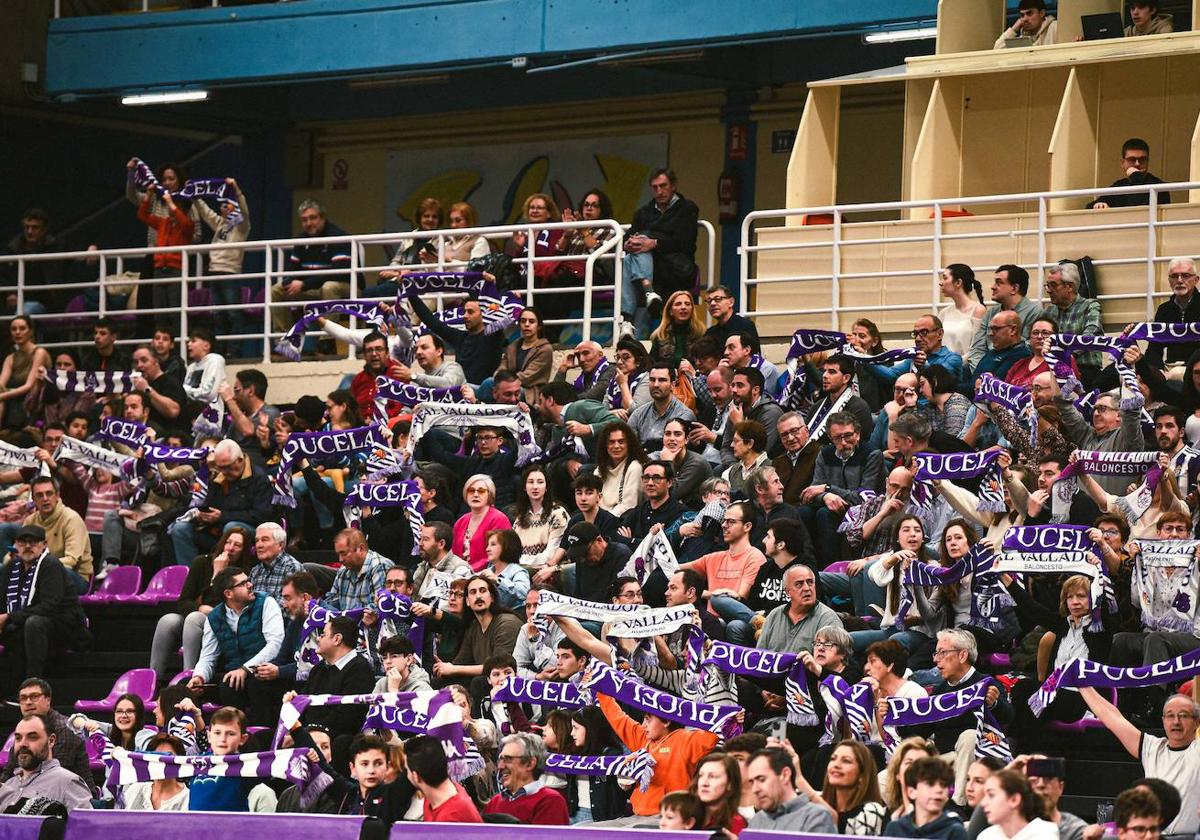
[325,528,392,611]
[249,522,303,605]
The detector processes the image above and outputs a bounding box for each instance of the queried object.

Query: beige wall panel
[1048,66,1101,209]
[909,78,966,218]
[937,0,1007,54]
[1095,59,1169,183]
[836,100,906,217]
[786,88,840,221]
[903,79,937,202]
[1164,55,1200,187]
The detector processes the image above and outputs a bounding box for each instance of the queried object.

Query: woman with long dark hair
[508,464,569,569]
[70,692,153,751]
[937,263,986,359]
[978,769,1055,840]
[609,337,652,417]
[564,706,630,824]
[495,306,554,402]
[0,316,52,429]
[850,515,937,666]
[814,740,888,835]
[653,417,712,505]
[593,421,647,517]
[689,753,747,835]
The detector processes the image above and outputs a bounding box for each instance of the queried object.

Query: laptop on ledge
[1002,35,1035,48]
[1081,12,1124,40]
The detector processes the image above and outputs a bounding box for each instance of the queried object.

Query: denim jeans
[849,627,934,668]
[711,594,757,645]
[820,562,886,616]
[101,509,139,565]
[292,472,338,530]
[212,272,255,358]
[798,503,846,568]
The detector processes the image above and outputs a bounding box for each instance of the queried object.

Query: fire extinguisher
[718,169,740,223]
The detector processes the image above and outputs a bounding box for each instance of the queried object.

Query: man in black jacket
[1088,138,1171,209]
[0,526,90,687]
[621,168,699,329]
[167,439,272,565]
[409,293,506,386]
[296,614,376,740]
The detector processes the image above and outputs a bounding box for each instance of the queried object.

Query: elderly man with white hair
[167,438,273,566]
[1042,262,1103,386]
[551,340,615,403]
[1143,256,1200,380]
[249,521,304,605]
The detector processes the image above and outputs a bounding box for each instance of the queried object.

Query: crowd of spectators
[0,157,1198,838]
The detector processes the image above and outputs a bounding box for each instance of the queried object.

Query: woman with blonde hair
[650,290,705,366]
[507,192,563,284]
[443,201,492,262]
[880,737,939,820]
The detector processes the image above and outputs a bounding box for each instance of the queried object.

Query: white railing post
[931,201,944,314]
[830,209,842,331]
[15,260,24,317]
[346,236,359,362]
[98,255,108,317]
[1145,188,1159,319]
[262,246,274,360]
[739,215,753,321]
[1036,195,1048,303]
[179,248,190,348]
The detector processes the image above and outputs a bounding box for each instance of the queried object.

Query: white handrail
[0,217,713,358]
[739,180,1200,336]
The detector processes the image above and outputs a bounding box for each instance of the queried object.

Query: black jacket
[899,668,1014,753]
[409,294,507,386]
[618,497,687,546]
[1145,293,1200,367]
[0,551,89,645]
[628,193,699,294]
[207,469,273,530]
[300,653,377,737]
[1087,171,1171,208]
[562,748,632,822]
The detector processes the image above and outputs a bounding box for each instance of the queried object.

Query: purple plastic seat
[144,670,194,713]
[1045,687,1117,734]
[74,668,158,713]
[129,566,190,604]
[80,566,143,604]
[980,652,1012,671]
[0,732,11,766]
[823,560,851,575]
[86,733,107,771]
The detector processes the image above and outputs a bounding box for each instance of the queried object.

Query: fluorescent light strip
[863,27,938,44]
[121,90,209,106]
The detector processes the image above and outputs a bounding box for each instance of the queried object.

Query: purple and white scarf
[912,449,1006,514]
[129,158,237,204]
[405,402,539,467]
[807,387,856,441]
[105,746,329,807]
[1052,450,1162,522]
[780,329,847,412]
[492,674,586,709]
[1134,539,1200,634]
[342,479,423,556]
[399,273,524,336]
[373,376,466,419]
[5,549,46,614]
[276,689,466,757]
[884,679,1012,763]
[620,529,678,586]
[375,589,427,663]
[577,661,742,737]
[1031,646,1200,716]
[895,544,992,631]
[272,423,392,507]
[534,590,696,638]
[702,640,817,726]
[297,601,368,672]
[273,300,391,362]
[841,345,922,369]
[606,370,646,410]
[54,436,133,477]
[1047,334,1140,410]
[1000,525,1114,629]
[124,442,211,513]
[975,373,1037,450]
[99,416,150,448]
[0,439,45,472]
[46,369,142,395]
[821,675,876,746]
[545,750,656,792]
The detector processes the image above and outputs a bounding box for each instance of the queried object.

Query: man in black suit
[296,614,376,741]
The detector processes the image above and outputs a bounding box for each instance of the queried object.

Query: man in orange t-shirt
[679,499,765,629]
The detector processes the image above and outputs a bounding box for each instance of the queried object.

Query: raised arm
[1079,686,1141,758]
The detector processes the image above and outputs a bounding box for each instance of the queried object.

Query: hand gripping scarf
[296,602,368,676]
[129,158,239,205]
[54,437,134,477]
[999,525,1115,629]
[576,660,742,738]
[1133,538,1200,634]
[275,689,466,756]
[492,673,587,709]
[105,746,330,807]
[405,402,539,467]
[272,423,392,507]
[702,640,818,726]
[894,543,994,632]
[883,679,1013,763]
[606,370,646,410]
[779,329,846,412]
[620,528,679,586]
[545,750,657,792]
[123,442,211,515]
[45,369,142,395]
[1052,450,1162,523]
[274,300,391,362]
[975,373,1037,450]
[912,449,1006,515]
[398,273,524,336]
[373,375,466,418]
[821,675,877,746]
[0,439,45,472]
[342,478,423,556]
[807,386,857,442]
[1031,647,1200,716]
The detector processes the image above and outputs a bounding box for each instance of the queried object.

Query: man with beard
[412,522,470,599]
[1153,406,1200,501]
[0,715,92,811]
[626,364,695,450]
[433,575,522,703]
[0,679,91,791]
[393,333,466,390]
[350,331,404,420]
[802,355,874,443]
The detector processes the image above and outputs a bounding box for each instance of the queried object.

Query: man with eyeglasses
[1140,257,1200,378]
[484,732,569,824]
[678,500,766,641]
[419,423,519,509]
[1042,263,1104,378]
[703,285,760,355]
[1052,390,1144,496]
[900,629,1012,806]
[771,411,819,505]
[552,340,615,404]
[965,309,1031,387]
[1089,138,1171,210]
[0,678,91,791]
[0,524,91,688]
[349,330,405,420]
[1112,788,1162,840]
[967,265,1041,371]
[294,614,376,740]
[616,461,686,552]
[168,439,271,566]
[188,566,284,725]
[868,315,963,389]
[757,564,839,655]
[798,412,883,567]
[1080,688,1199,838]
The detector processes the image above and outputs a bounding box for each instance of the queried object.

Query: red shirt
[484,785,570,825]
[423,782,482,822]
[351,359,404,421]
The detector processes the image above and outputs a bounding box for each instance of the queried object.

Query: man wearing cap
[0,525,91,685]
[559,522,632,606]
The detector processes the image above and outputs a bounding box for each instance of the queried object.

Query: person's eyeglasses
[1100,528,1121,537]
[1093,404,1117,414]
[1030,330,1054,338]
[988,324,1016,333]
[643,474,668,482]
[813,640,837,650]
[780,427,805,438]
[1168,272,1196,281]
[708,295,730,303]
[447,592,464,599]
[1120,826,1159,837]
[363,346,387,354]
[474,434,499,442]
[911,328,934,338]
[497,754,528,764]
[932,649,962,660]
[1123,155,1149,165]
[581,201,601,208]
[18,692,44,702]
[114,708,136,716]
[229,579,252,589]
[1161,526,1190,536]
[721,518,744,526]
[830,432,858,442]
[1162,711,1195,721]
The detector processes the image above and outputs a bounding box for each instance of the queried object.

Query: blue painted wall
[47,0,939,96]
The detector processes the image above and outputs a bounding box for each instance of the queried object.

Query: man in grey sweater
[746,747,836,832]
[757,565,841,653]
[1051,369,1145,494]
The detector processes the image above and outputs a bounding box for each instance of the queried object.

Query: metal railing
[739,181,1199,334]
[0,217,716,360]
[55,0,240,16]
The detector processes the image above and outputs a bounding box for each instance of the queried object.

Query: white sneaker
[644,290,662,309]
[618,318,635,339]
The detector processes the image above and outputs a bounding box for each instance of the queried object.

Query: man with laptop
[994,0,1058,48]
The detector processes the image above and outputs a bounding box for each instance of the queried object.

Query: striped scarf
[545,750,656,792]
[779,329,846,412]
[342,479,423,556]
[46,369,141,394]
[274,300,390,362]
